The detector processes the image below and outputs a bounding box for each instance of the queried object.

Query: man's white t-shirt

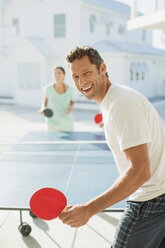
[100,84,165,201]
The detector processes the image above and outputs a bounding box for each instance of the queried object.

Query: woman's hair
[54,66,65,75]
[66,46,109,77]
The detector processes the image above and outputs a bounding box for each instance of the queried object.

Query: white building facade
[0,0,165,107]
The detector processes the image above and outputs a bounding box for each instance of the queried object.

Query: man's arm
[86,143,151,216]
[59,143,151,227]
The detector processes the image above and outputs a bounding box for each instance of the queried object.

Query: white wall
[127,56,157,97]
[126,29,153,45]
[157,59,165,96]
[0,56,14,97]
[100,52,160,98]
[102,53,129,85]
[153,30,165,50]
[4,0,81,57]
[79,3,153,46]
[12,42,47,107]
[79,5,129,45]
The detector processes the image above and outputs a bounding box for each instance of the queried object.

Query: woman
[39,67,74,131]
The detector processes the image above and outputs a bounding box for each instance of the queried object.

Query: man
[59,46,165,247]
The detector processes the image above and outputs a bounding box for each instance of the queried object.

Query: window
[12,18,19,35]
[54,14,66,38]
[130,62,147,81]
[141,72,145,80]
[106,23,111,36]
[118,24,125,35]
[18,63,41,89]
[106,21,113,36]
[130,62,136,81]
[89,15,96,33]
[141,62,147,80]
[142,30,146,41]
[130,68,133,81]
[136,72,139,80]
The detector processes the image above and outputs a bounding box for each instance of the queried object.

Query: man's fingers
[59,204,89,228]
[66,205,73,211]
[59,206,73,220]
[59,211,68,220]
[63,217,78,226]
[62,216,72,224]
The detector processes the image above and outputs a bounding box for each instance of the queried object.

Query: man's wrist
[85,201,98,218]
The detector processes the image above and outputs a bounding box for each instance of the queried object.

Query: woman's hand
[98,121,103,128]
[38,109,44,115]
[66,106,72,114]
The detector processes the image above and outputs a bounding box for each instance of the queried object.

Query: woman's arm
[66,100,74,114]
[38,96,48,114]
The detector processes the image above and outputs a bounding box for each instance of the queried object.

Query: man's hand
[59,204,91,228]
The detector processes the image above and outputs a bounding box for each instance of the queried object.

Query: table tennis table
[0,131,125,236]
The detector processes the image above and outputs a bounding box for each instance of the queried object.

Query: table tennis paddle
[30,188,67,220]
[43,108,53,118]
[94,113,102,124]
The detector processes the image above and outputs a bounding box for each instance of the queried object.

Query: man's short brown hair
[66,46,109,77]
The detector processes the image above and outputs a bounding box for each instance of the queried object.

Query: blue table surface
[0,131,126,210]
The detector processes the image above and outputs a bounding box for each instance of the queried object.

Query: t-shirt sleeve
[111,100,152,151]
[44,85,49,98]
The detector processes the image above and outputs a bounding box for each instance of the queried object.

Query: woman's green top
[44,83,74,130]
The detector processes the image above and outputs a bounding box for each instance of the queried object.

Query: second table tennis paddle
[30,187,67,220]
[43,108,53,118]
[94,113,102,124]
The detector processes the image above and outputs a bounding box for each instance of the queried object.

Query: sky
[116,0,155,14]
[1,0,159,15]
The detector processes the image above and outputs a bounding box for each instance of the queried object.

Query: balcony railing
[127,0,165,31]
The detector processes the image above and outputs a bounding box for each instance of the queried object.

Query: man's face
[71,56,106,102]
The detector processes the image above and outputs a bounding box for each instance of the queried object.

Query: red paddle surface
[94,113,102,124]
[30,188,67,220]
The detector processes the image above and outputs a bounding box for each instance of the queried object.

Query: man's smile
[80,83,94,95]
